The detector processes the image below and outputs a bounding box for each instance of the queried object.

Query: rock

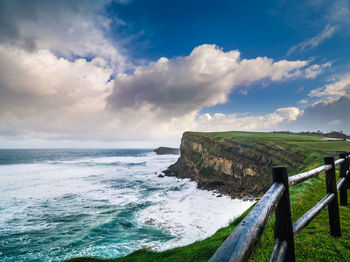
[164,131,305,200]
[158,174,164,178]
[154,147,180,155]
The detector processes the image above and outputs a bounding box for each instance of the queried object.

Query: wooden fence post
[324,157,341,237]
[272,166,295,262]
[339,153,348,206]
[347,152,350,189]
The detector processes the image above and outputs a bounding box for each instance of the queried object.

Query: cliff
[154,147,180,155]
[164,131,313,199]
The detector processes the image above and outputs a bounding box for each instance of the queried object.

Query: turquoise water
[0,149,253,261]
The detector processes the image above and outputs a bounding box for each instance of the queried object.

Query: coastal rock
[153,147,180,155]
[164,132,305,199]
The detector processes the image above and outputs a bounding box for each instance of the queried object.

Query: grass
[66,131,350,262]
[286,141,350,152]
[193,131,323,143]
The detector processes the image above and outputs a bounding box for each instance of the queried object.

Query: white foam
[0,151,253,258]
[52,152,175,165]
[137,180,253,251]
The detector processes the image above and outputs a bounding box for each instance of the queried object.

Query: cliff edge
[164,131,312,199]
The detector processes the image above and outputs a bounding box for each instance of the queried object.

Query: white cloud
[108,44,320,120]
[275,107,300,121]
[309,74,350,97]
[0,45,198,141]
[287,24,337,56]
[304,62,331,78]
[0,46,114,140]
[194,107,300,132]
[298,99,308,104]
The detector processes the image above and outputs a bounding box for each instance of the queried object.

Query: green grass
[286,141,350,152]
[192,131,323,143]
[66,131,350,262]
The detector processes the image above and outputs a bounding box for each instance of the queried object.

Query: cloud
[0,0,128,71]
[0,44,196,141]
[0,44,323,142]
[282,95,350,133]
[304,62,331,78]
[281,74,350,133]
[309,74,350,97]
[0,46,114,140]
[327,0,350,27]
[0,2,331,144]
[329,119,342,126]
[287,24,337,56]
[107,44,320,120]
[195,107,300,132]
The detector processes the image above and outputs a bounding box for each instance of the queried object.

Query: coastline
[163,168,262,201]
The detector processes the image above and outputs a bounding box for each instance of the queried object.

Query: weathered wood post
[324,157,341,237]
[339,153,348,206]
[272,166,295,262]
[347,152,350,189]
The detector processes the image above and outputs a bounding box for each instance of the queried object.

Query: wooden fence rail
[209,152,350,262]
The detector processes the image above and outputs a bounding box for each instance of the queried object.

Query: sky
[1,0,350,148]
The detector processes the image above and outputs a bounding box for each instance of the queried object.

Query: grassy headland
[67,131,350,262]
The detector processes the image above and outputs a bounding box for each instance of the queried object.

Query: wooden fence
[209,152,350,262]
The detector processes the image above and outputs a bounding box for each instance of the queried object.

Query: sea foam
[0,150,253,261]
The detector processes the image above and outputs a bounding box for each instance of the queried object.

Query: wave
[0,150,253,261]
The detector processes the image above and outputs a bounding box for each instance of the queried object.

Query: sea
[0,149,253,261]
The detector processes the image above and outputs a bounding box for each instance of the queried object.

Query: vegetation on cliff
[67,131,350,262]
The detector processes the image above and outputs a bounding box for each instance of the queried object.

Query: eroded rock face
[164,132,302,199]
[153,147,180,155]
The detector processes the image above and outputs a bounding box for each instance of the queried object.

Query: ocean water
[0,149,253,261]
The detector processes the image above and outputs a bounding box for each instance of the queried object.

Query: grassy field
[286,141,350,152]
[67,131,350,262]
[198,131,323,143]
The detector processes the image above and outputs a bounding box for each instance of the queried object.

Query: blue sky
[0,0,350,147]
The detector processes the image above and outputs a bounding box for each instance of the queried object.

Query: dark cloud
[282,95,350,133]
[0,0,125,63]
[0,1,38,50]
[0,0,75,49]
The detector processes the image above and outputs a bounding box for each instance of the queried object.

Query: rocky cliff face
[154,147,180,155]
[164,132,304,199]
